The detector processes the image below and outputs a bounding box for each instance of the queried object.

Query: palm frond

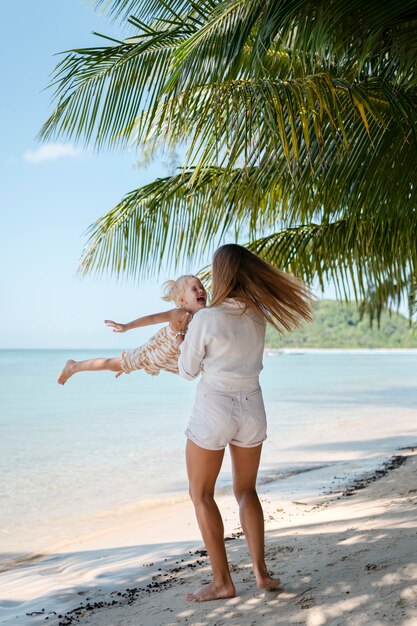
[358,278,414,328]
[79,163,417,296]
[39,19,196,148]
[167,0,417,89]
[94,0,203,23]
[247,218,417,306]
[40,0,417,311]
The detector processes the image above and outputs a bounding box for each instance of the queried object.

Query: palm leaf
[78,163,417,298]
[39,17,196,148]
[40,0,417,312]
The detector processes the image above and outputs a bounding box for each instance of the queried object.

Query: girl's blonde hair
[211,244,314,333]
[162,275,197,306]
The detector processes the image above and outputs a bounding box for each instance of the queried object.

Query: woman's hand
[105,319,128,333]
[170,312,192,344]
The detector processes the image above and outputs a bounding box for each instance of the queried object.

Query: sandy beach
[1,447,416,626]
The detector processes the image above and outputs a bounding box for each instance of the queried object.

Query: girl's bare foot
[57,360,76,385]
[186,580,236,602]
[256,574,281,591]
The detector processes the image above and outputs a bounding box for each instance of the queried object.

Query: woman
[175,244,314,602]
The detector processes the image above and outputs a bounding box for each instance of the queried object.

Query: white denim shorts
[185,380,267,451]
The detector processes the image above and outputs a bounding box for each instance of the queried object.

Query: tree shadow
[2,455,417,626]
[2,472,416,626]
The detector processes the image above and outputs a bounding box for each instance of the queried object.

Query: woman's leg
[185,439,236,602]
[229,443,280,590]
[57,356,123,384]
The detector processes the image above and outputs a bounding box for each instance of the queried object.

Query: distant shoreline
[264,347,417,354]
[1,347,417,353]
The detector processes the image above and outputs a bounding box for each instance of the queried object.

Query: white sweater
[178,299,266,390]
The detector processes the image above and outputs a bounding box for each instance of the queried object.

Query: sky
[0,0,337,350]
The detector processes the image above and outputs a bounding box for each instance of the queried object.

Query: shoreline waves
[0,462,329,575]
[1,448,416,625]
[1,350,417,624]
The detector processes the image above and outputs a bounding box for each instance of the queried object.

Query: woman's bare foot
[57,360,76,385]
[256,574,281,591]
[186,580,236,602]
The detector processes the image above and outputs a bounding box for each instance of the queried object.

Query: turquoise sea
[1,349,416,565]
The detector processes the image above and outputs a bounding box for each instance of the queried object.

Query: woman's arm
[105,308,187,333]
[177,313,208,380]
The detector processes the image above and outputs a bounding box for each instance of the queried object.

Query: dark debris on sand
[335,450,413,500]
[54,548,212,625]
[51,450,415,624]
[55,536,253,625]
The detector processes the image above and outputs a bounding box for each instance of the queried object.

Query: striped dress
[120,325,179,376]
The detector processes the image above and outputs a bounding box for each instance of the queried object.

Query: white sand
[1,449,417,626]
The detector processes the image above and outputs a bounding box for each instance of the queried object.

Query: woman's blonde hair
[210,244,314,333]
[162,275,197,306]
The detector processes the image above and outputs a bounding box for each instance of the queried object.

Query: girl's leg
[229,443,280,590]
[185,439,236,602]
[57,356,123,385]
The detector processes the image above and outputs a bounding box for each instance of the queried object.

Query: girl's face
[179,277,207,312]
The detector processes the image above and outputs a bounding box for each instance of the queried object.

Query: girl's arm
[105,308,187,333]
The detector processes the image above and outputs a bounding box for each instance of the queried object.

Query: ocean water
[1,349,417,564]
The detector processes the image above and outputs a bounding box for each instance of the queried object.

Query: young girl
[172,244,314,602]
[57,275,206,385]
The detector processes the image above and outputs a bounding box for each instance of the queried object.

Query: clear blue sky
[0,0,337,349]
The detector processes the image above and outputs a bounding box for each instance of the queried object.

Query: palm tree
[40,0,417,314]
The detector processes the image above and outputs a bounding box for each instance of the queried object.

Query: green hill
[265,300,417,349]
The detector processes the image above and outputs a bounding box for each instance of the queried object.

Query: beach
[1,448,416,625]
[1,350,417,625]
